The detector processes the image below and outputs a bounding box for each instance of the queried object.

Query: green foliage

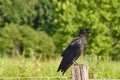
[0,0,56,34]
[33,0,56,34]
[0,0,120,59]
[0,0,37,26]
[0,23,56,58]
[53,0,120,59]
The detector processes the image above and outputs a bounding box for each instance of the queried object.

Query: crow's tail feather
[57,57,73,75]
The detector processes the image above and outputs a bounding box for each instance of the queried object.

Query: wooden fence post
[71,64,88,80]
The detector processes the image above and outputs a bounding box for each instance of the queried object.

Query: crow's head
[78,28,90,36]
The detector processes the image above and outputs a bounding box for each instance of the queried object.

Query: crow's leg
[73,60,79,66]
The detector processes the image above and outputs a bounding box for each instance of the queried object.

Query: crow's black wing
[57,37,82,75]
[61,37,81,57]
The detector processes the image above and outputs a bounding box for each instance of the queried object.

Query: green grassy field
[0,55,120,80]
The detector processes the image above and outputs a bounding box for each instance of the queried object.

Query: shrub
[0,23,56,59]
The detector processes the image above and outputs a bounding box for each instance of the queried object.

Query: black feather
[57,28,90,75]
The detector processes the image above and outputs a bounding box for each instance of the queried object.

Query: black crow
[57,28,90,75]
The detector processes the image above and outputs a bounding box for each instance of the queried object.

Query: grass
[0,55,120,80]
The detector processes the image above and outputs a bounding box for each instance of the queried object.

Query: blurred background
[0,0,120,79]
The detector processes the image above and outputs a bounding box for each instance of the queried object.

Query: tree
[53,0,120,59]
